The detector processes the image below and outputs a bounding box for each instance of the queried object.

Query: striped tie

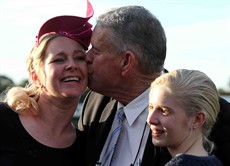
[100,108,124,166]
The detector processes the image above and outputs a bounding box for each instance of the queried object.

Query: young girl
[147,69,222,166]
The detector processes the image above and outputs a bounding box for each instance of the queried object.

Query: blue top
[165,154,223,166]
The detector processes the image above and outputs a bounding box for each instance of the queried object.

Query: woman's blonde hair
[4,34,62,114]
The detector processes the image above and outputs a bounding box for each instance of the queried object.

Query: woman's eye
[74,55,86,61]
[51,58,65,63]
[74,52,86,61]
[52,58,64,63]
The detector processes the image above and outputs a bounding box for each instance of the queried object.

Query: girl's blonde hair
[150,69,220,153]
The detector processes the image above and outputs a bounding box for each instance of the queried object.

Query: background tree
[18,79,29,87]
[0,75,15,94]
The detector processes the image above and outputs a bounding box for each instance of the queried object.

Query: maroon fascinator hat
[36,0,94,50]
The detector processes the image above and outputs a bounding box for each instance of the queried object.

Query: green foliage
[0,75,15,94]
[18,79,29,87]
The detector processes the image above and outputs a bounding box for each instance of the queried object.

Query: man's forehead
[92,26,112,48]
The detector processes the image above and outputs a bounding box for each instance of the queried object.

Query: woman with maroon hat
[0,1,93,165]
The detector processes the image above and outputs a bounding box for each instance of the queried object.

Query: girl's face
[147,86,194,150]
[36,36,87,99]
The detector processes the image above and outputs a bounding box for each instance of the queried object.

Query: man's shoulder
[211,97,230,138]
[219,97,230,114]
[84,91,114,108]
[216,97,230,126]
[80,91,116,122]
[210,97,230,166]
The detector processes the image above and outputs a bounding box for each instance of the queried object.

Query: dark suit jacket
[78,91,230,166]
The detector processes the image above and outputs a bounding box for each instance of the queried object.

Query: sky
[0,0,230,91]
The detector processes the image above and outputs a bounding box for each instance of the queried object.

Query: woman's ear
[31,70,38,82]
[192,111,206,129]
[121,50,136,76]
[31,69,46,90]
[31,70,42,87]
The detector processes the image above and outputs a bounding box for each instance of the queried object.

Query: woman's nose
[65,60,78,71]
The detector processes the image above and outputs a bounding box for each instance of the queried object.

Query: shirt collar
[117,88,150,126]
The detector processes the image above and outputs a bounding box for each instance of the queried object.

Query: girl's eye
[161,109,170,116]
[149,105,154,111]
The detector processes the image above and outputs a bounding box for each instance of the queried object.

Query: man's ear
[121,50,136,76]
[192,111,206,129]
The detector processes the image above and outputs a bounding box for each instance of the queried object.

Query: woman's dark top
[0,102,83,166]
[165,154,223,166]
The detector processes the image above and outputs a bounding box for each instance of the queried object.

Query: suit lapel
[92,99,118,164]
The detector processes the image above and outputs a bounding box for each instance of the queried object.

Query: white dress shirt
[97,88,150,166]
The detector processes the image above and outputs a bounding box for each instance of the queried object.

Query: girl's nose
[146,111,159,126]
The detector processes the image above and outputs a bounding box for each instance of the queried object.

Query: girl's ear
[121,50,136,76]
[192,111,206,129]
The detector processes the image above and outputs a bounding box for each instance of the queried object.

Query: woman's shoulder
[0,101,18,122]
[0,101,10,108]
[0,101,13,113]
[0,101,15,113]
